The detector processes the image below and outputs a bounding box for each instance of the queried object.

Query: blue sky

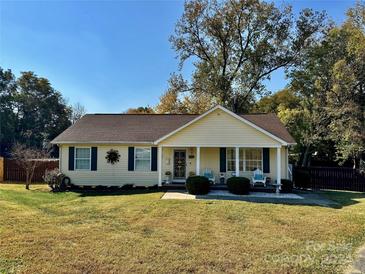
[0,0,356,113]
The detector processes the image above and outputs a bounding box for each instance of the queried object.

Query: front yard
[1,184,365,273]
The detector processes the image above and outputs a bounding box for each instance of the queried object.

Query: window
[226,148,263,172]
[75,148,91,170]
[239,148,245,171]
[245,148,262,171]
[135,147,151,171]
[227,148,235,172]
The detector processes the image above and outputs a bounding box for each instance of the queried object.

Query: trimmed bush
[281,179,293,193]
[185,176,210,195]
[43,169,68,192]
[227,177,250,195]
[121,184,134,190]
[293,169,310,189]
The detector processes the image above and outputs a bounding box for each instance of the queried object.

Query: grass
[1,184,365,273]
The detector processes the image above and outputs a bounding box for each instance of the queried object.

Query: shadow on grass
[194,194,337,208]
[317,190,365,208]
[66,186,365,209]
[163,189,365,209]
[69,186,162,197]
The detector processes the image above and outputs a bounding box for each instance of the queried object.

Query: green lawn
[1,184,365,273]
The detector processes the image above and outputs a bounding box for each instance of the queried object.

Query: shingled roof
[52,111,295,144]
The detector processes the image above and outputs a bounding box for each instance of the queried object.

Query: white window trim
[226,148,264,173]
[134,147,152,172]
[74,147,91,171]
[226,148,235,172]
[243,148,263,172]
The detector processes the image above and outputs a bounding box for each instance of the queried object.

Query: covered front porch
[157,146,288,191]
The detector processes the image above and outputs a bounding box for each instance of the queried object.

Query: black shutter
[91,147,97,171]
[151,147,157,171]
[128,147,135,171]
[220,147,226,172]
[68,147,74,171]
[263,148,270,173]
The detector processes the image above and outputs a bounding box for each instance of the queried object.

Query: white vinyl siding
[61,145,158,187]
[135,147,151,171]
[75,147,91,170]
[160,108,281,147]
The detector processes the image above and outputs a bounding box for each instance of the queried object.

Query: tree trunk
[302,145,311,167]
[25,170,30,190]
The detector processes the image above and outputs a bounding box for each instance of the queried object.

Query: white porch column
[235,147,239,176]
[158,146,162,187]
[196,146,200,175]
[276,147,281,193]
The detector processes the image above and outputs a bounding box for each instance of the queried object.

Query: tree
[11,143,49,190]
[288,2,365,167]
[254,88,301,114]
[0,68,17,155]
[0,67,74,156]
[166,0,326,113]
[16,72,72,148]
[156,74,216,113]
[71,102,86,124]
[124,106,155,114]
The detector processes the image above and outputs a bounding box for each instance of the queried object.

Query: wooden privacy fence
[3,158,59,182]
[293,166,365,192]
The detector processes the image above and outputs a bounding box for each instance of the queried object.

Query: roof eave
[51,141,155,145]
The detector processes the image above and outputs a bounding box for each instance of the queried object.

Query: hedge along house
[51,105,296,188]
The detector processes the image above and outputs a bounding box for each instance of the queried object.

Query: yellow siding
[160,109,281,147]
[60,144,158,186]
[160,146,288,184]
[268,147,288,181]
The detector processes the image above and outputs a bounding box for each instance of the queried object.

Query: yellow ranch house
[51,105,296,188]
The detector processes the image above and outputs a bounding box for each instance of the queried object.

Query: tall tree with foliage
[156,74,216,114]
[16,72,72,148]
[0,68,73,155]
[158,0,325,114]
[288,2,365,167]
[0,68,17,154]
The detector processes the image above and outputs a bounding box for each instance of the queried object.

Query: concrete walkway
[162,190,302,200]
[161,190,339,207]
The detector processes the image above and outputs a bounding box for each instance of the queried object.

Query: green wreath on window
[105,149,120,165]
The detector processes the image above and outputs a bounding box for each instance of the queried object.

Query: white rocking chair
[203,168,216,184]
[251,168,267,187]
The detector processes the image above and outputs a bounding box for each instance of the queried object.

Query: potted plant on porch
[165,171,172,184]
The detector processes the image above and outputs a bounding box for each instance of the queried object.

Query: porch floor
[162,183,277,192]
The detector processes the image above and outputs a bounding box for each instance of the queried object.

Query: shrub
[121,184,134,190]
[185,176,210,195]
[293,169,310,189]
[281,179,293,193]
[43,169,69,192]
[226,177,250,195]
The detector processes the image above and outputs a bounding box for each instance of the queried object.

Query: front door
[174,150,186,179]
